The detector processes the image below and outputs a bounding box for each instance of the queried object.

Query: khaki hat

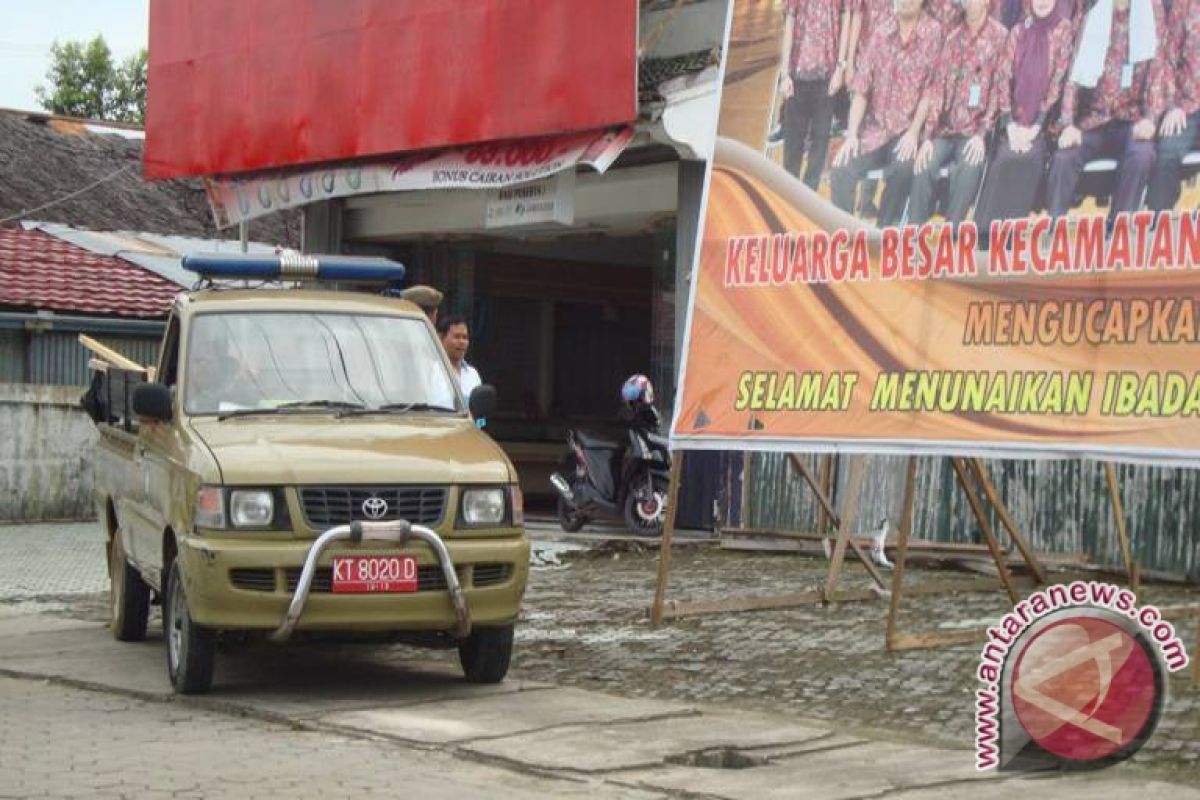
[398,285,444,310]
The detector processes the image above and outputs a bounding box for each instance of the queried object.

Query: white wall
[0,384,97,522]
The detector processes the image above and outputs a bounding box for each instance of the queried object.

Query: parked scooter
[550,375,671,536]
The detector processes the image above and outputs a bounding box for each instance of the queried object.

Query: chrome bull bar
[270,520,471,643]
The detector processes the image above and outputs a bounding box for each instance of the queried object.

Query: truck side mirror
[468,384,497,421]
[132,382,173,422]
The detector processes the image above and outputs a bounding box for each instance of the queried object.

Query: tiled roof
[0,227,179,318]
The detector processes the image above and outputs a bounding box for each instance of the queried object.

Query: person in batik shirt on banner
[974,0,1076,234]
[1147,0,1200,211]
[843,0,894,217]
[1045,0,1169,223]
[845,0,891,92]
[831,0,943,226]
[909,0,1009,224]
[778,0,852,189]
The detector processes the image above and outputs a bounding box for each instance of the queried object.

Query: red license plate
[332,556,418,593]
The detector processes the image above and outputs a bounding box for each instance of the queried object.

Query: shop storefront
[146,0,728,519]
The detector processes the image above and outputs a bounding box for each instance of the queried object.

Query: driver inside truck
[187,337,267,414]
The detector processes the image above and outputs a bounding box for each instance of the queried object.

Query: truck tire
[164,559,216,694]
[458,624,513,684]
[108,531,150,642]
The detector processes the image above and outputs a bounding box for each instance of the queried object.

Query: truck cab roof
[177,288,428,319]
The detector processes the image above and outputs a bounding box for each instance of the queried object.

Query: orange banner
[672,3,1200,465]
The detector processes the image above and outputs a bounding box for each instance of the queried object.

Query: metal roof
[23,221,279,288]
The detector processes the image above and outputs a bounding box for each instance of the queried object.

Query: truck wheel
[458,624,513,684]
[108,532,150,642]
[164,559,216,694]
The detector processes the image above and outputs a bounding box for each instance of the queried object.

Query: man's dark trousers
[784,76,834,190]
[830,137,915,226]
[1147,111,1200,211]
[1045,121,1156,220]
[908,136,988,224]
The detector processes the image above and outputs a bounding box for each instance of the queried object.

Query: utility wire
[0,162,136,225]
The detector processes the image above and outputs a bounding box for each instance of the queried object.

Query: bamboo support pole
[951,458,1020,605]
[1104,462,1139,592]
[823,456,868,602]
[650,451,685,625]
[969,459,1047,586]
[788,454,887,591]
[886,456,919,651]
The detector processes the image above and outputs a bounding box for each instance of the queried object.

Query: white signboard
[484,170,575,229]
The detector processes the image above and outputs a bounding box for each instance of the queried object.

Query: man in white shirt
[436,314,481,398]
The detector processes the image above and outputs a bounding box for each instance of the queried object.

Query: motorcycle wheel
[557,493,588,533]
[623,472,668,537]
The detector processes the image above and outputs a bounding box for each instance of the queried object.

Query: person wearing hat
[396,284,444,324]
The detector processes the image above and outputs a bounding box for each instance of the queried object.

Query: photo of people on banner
[671,0,1200,462]
[771,0,1198,230]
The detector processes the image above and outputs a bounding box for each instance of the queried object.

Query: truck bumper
[176,528,529,633]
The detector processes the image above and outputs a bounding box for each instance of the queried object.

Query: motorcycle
[550,377,671,536]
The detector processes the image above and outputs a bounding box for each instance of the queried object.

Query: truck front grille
[472,563,511,587]
[299,486,447,528]
[230,568,277,592]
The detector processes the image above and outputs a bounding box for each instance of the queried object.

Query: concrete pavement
[0,674,657,800]
[1,609,1195,799]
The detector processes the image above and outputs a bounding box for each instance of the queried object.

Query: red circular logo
[1011,616,1160,763]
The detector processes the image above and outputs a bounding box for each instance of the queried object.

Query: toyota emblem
[361,496,388,520]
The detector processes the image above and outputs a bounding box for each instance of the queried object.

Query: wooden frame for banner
[652,450,1171,659]
[651,453,892,624]
[1104,462,1140,592]
[886,457,1151,653]
[886,456,1039,650]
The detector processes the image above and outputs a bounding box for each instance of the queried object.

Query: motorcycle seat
[575,431,621,450]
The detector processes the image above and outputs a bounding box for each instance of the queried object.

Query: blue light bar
[181,253,405,283]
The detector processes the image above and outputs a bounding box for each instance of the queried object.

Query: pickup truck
[88,254,529,694]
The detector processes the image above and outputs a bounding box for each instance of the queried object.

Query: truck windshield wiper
[217,399,365,421]
[275,399,366,411]
[338,402,458,417]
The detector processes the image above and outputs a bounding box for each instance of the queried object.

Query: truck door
[130,314,182,587]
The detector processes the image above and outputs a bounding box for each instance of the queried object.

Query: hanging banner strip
[204,126,633,228]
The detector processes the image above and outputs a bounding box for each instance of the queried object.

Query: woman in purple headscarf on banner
[974,0,1076,237]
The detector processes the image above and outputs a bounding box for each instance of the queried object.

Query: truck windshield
[184,312,463,416]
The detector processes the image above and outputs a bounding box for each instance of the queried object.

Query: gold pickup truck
[90,255,529,694]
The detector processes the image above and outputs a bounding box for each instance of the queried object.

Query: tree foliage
[35,35,147,124]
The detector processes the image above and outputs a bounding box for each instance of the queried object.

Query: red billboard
[145,0,638,180]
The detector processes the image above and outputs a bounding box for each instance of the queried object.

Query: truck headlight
[461,487,505,526]
[230,490,274,528]
[195,485,226,529]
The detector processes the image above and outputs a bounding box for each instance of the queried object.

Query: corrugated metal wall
[744,453,1200,579]
[21,332,160,386]
[0,331,25,383]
